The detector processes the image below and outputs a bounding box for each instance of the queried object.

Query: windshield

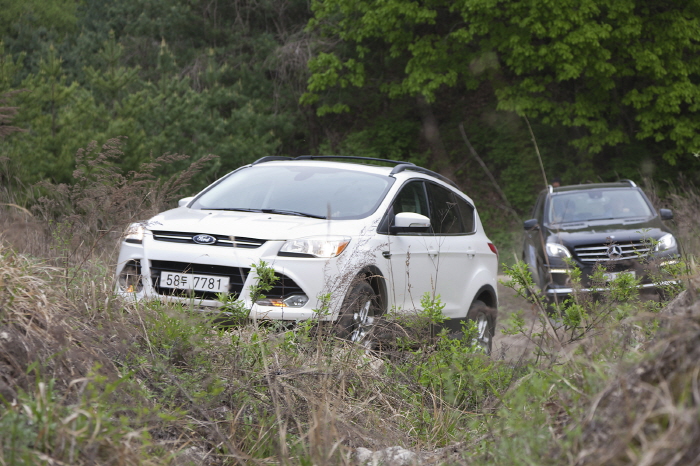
[547,188,653,224]
[190,164,394,219]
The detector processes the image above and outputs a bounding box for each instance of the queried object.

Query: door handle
[428,250,439,257]
[466,248,476,258]
[382,251,391,259]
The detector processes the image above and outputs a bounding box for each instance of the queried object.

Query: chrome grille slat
[573,241,651,262]
[151,230,265,248]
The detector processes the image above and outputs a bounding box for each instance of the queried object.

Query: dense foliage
[2,0,700,249]
[0,0,313,187]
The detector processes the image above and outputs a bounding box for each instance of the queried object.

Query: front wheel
[466,300,497,355]
[336,281,380,346]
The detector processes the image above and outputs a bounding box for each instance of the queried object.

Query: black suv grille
[151,231,266,248]
[574,241,651,263]
[150,260,251,300]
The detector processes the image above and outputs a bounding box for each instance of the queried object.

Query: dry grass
[1,155,700,464]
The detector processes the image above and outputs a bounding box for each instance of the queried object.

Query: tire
[336,281,380,346]
[466,300,497,355]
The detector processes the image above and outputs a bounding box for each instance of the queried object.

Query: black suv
[522,180,680,301]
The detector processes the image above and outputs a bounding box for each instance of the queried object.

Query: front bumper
[542,255,682,297]
[115,236,360,321]
[545,280,680,296]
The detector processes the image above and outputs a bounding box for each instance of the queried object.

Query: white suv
[115,157,499,350]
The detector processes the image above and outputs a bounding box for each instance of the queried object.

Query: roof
[249,155,458,187]
[548,180,637,194]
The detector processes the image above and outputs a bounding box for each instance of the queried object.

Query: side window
[427,183,464,234]
[455,196,475,233]
[378,181,429,234]
[534,194,546,223]
[393,181,429,216]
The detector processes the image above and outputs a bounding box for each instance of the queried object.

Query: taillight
[488,242,498,256]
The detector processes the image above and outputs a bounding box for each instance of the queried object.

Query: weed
[2,147,700,465]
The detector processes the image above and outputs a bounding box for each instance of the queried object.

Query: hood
[144,207,370,240]
[545,216,669,247]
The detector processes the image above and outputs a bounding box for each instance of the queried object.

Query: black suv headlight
[546,242,571,259]
[655,233,677,252]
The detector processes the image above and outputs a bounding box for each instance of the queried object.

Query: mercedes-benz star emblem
[193,234,217,245]
[606,245,623,259]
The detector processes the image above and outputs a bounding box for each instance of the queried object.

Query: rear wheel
[336,281,379,346]
[466,300,497,355]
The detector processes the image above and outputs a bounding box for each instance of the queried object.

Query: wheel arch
[354,265,388,315]
[473,284,498,310]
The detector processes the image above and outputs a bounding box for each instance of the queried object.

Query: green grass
[1,154,698,465]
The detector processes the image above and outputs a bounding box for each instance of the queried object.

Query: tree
[0,90,25,139]
[305,0,700,166]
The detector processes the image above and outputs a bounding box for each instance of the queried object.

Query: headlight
[124,223,146,244]
[278,236,351,258]
[655,233,677,252]
[546,242,571,258]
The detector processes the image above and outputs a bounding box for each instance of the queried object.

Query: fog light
[118,260,143,293]
[256,294,309,308]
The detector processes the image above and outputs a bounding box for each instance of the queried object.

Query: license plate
[160,272,229,293]
[603,271,635,282]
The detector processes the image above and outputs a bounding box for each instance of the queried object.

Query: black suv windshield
[190,165,394,219]
[548,188,653,224]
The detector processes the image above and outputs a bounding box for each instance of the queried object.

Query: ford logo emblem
[193,234,217,245]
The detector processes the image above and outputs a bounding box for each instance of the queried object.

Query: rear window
[548,189,653,223]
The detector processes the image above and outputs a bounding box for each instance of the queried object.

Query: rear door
[424,183,484,319]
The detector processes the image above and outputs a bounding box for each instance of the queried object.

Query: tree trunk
[416,95,450,175]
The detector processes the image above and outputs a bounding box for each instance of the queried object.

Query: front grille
[151,230,266,248]
[574,241,652,263]
[149,260,251,300]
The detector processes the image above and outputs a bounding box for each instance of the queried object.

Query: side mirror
[391,212,431,234]
[659,208,673,221]
[523,218,539,230]
[178,196,194,208]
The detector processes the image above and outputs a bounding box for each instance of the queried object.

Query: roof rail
[249,155,458,188]
[251,156,293,165]
[390,164,458,188]
[619,179,637,187]
[294,155,414,165]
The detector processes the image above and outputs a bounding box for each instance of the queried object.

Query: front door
[383,181,439,312]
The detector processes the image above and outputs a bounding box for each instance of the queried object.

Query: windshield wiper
[261,209,327,219]
[201,207,326,219]
[205,208,264,212]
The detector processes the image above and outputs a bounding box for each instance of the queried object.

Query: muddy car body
[116,156,500,349]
